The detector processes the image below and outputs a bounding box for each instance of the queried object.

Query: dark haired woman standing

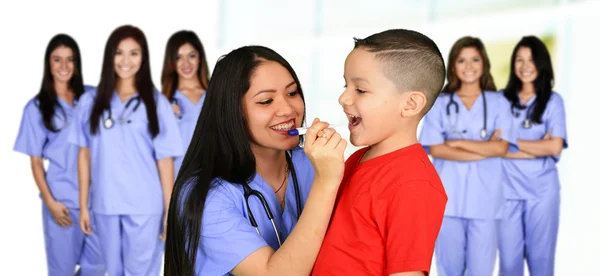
[14,34,104,275]
[68,25,183,275]
[160,30,210,177]
[419,36,518,275]
[498,36,568,276]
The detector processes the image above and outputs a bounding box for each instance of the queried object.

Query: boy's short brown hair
[354,29,446,113]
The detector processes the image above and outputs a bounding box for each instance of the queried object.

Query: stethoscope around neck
[103,96,142,129]
[445,91,488,139]
[243,151,302,247]
[511,102,535,129]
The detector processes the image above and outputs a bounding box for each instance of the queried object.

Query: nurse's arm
[30,156,56,207]
[157,157,175,211]
[429,144,486,161]
[517,137,564,157]
[157,158,174,240]
[504,151,535,159]
[78,147,91,210]
[231,177,339,276]
[78,147,93,234]
[31,156,73,227]
[446,140,509,157]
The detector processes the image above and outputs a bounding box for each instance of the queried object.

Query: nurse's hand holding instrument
[303,118,346,184]
[233,118,347,276]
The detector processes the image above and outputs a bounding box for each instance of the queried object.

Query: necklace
[274,164,288,194]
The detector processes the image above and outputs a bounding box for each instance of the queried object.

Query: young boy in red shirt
[311,29,448,276]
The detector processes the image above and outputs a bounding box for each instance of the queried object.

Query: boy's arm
[378,180,446,276]
[390,272,425,276]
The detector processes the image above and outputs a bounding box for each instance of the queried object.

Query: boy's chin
[349,133,369,147]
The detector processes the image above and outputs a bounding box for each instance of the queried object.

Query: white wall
[1,0,598,275]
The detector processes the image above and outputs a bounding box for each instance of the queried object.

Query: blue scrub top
[502,92,568,200]
[68,88,183,215]
[190,147,314,276]
[14,85,95,209]
[419,91,518,220]
[172,90,206,177]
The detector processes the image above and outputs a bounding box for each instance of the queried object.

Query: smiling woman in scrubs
[497,36,568,276]
[164,46,347,276]
[69,25,183,275]
[14,34,104,276]
[419,36,518,276]
[160,30,210,177]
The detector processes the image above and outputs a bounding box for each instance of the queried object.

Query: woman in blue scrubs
[69,25,183,275]
[164,46,347,275]
[14,34,104,275]
[498,36,568,276]
[418,36,518,276]
[160,30,210,177]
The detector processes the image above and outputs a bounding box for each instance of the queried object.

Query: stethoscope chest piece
[104,118,114,129]
[522,119,532,129]
[480,129,488,139]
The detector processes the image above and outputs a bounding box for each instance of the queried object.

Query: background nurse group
[13,24,567,276]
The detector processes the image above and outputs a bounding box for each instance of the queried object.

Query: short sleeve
[13,100,48,157]
[419,99,446,153]
[377,181,446,275]
[493,96,519,153]
[547,93,568,161]
[197,184,269,275]
[153,94,184,160]
[68,92,93,148]
[547,93,568,147]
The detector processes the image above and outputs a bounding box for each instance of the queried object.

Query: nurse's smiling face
[514,46,538,84]
[49,46,75,84]
[455,47,483,85]
[243,60,305,151]
[114,37,142,80]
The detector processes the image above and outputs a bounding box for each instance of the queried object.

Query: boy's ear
[401,91,427,117]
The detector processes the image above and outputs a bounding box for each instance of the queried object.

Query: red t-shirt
[312,143,447,276]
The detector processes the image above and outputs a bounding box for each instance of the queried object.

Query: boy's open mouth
[347,114,362,127]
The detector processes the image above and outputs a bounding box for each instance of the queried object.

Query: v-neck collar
[520,94,537,107]
[456,92,482,113]
[110,91,139,107]
[56,96,76,110]
[175,89,205,107]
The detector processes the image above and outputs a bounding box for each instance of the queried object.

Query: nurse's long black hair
[89,25,160,137]
[36,34,85,132]
[164,46,305,275]
[503,36,554,124]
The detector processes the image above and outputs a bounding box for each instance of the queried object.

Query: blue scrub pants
[435,216,498,276]
[95,214,163,276]
[498,193,560,276]
[42,204,105,276]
